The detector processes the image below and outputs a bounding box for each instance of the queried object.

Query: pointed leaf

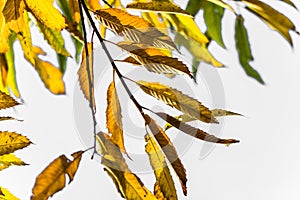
[0,91,19,110]
[78,43,95,110]
[0,187,19,200]
[25,0,66,30]
[156,112,239,145]
[96,132,156,200]
[203,2,225,48]
[0,117,22,121]
[0,132,31,155]
[68,0,81,24]
[279,0,297,9]
[0,2,10,53]
[94,8,177,50]
[242,0,296,45]
[115,56,142,65]
[36,21,71,57]
[2,0,25,33]
[145,115,187,196]
[126,1,191,17]
[145,134,178,199]
[0,154,27,171]
[106,81,127,153]
[0,54,8,88]
[137,80,218,123]
[206,0,234,12]
[185,0,204,16]
[31,151,83,200]
[235,15,264,84]
[211,109,242,117]
[118,42,192,77]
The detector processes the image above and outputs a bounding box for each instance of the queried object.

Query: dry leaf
[0,90,19,110]
[0,132,31,156]
[0,153,27,171]
[31,151,83,200]
[137,80,218,123]
[145,115,187,196]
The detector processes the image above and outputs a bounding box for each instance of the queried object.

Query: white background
[1,0,300,199]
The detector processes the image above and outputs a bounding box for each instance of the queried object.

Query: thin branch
[102,0,112,8]
[78,0,98,159]
[79,0,144,116]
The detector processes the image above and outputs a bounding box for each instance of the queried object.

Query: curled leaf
[31,151,83,200]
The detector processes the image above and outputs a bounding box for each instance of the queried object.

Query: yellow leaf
[0,54,8,87]
[174,30,223,67]
[211,109,242,117]
[0,187,19,200]
[2,0,25,33]
[33,47,65,95]
[106,81,127,154]
[94,8,177,50]
[68,0,81,24]
[78,43,95,109]
[0,91,19,110]
[31,151,83,200]
[126,1,191,17]
[156,112,239,145]
[145,115,187,196]
[0,154,27,171]
[242,0,296,45]
[25,0,66,30]
[162,14,209,45]
[0,132,31,155]
[206,0,235,12]
[86,0,102,11]
[137,80,218,123]
[118,42,192,77]
[96,132,156,200]
[145,134,178,199]
[0,2,10,53]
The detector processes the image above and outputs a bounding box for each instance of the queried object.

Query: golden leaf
[116,56,142,65]
[211,109,242,117]
[0,91,19,110]
[0,153,27,171]
[25,0,66,30]
[2,0,25,33]
[162,14,209,45]
[78,43,95,110]
[0,117,22,121]
[86,0,102,11]
[145,134,178,199]
[156,112,239,145]
[94,8,177,50]
[0,2,10,53]
[0,187,19,200]
[0,54,8,87]
[96,132,156,200]
[145,115,187,196]
[126,1,191,17]
[118,42,192,77]
[31,151,83,200]
[106,81,127,153]
[68,0,80,25]
[0,132,31,155]
[137,80,218,123]
[242,0,296,45]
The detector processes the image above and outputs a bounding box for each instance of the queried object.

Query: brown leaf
[137,80,217,123]
[145,115,187,196]
[31,151,83,200]
[94,8,177,50]
[156,112,239,145]
[118,42,192,77]
[0,132,31,156]
[78,43,95,110]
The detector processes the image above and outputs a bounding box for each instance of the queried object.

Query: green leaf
[72,36,83,63]
[185,0,204,16]
[56,0,73,22]
[36,21,70,57]
[57,54,67,74]
[203,2,225,48]
[235,15,264,84]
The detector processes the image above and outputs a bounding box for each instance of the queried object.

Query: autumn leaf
[126,1,191,17]
[25,0,66,30]
[137,80,218,123]
[0,117,22,121]
[242,0,296,45]
[145,134,178,199]
[0,54,8,88]
[235,15,264,84]
[118,42,192,77]
[116,56,142,65]
[86,0,102,11]
[0,132,31,156]
[0,154,27,171]
[31,151,83,200]
[94,8,177,50]
[156,112,239,145]
[0,187,19,200]
[145,115,187,196]
[106,81,127,154]
[279,0,297,8]
[68,0,81,25]
[78,42,95,110]
[0,91,19,110]
[0,2,10,53]
[96,132,156,199]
